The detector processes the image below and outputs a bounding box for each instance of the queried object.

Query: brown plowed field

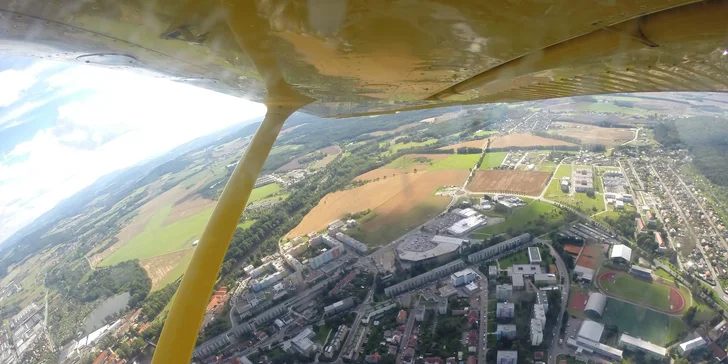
[164,195,216,225]
[439,138,488,150]
[286,169,468,238]
[489,133,577,149]
[467,170,550,195]
[549,122,635,147]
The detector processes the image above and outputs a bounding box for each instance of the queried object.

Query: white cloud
[0,61,55,108]
[0,61,267,244]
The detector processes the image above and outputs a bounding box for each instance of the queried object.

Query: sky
[0,56,267,244]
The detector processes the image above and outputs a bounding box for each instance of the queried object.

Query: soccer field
[598,299,686,345]
[599,271,673,311]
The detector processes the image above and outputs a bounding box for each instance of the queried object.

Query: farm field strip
[489,133,577,149]
[468,170,550,196]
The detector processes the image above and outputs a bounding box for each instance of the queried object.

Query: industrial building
[496,284,513,301]
[678,337,707,357]
[335,232,368,254]
[397,235,465,263]
[528,247,542,264]
[572,168,594,192]
[291,328,317,354]
[560,223,617,245]
[584,292,607,318]
[530,318,543,346]
[610,244,632,263]
[468,233,532,263]
[496,350,517,364]
[534,273,557,286]
[496,302,514,318]
[450,268,477,287]
[384,260,466,297]
[619,334,667,359]
[496,324,517,340]
[325,298,355,316]
[447,215,487,235]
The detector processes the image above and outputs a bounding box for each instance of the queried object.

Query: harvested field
[489,133,577,149]
[419,110,464,123]
[575,244,603,269]
[278,145,342,171]
[287,169,468,238]
[439,138,487,150]
[370,123,419,136]
[354,168,420,182]
[139,248,193,290]
[548,122,635,147]
[312,145,342,169]
[164,195,215,225]
[467,170,550,195]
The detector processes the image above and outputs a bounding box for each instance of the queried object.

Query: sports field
[479,152,508,170]
[598,299,686,345]
[598,270,686,313]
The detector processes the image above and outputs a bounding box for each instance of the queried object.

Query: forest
[654,117,728,186]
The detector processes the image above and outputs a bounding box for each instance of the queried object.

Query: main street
[477,271,489,364]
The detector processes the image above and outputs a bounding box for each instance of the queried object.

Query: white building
[447,215,487,235]
[533,304,546,327]
[496,350,517,364]
[527,247,542,264]
[619,334,667,360]
[291,328,317,354]
[450,268,477,287]
[578,320,604,342]
[530,318,543,346]
[464,282,479,294]
[610,244,632,263]
[496,284,513,301]
[496,302,514,318]
[534,273,557,286]
[678,337,707,357]
[496,324,517,340]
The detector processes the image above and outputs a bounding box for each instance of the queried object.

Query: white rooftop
[611,244,632,261]
[620,334,667,356]
[578,320,605,342]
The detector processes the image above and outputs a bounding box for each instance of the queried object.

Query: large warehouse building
[610,244,632,263]
[397,235,465,264]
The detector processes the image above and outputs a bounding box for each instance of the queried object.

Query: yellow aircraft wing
[1,0,726,117]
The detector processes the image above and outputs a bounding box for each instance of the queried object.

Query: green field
[270,144,302,155]
[554,164,571,178]
[385,155,437,169]
[498,250,529,269]
[388,138,438,153]
[469,200,559,238]
[544,179,605,215]
[237,219,256,230]
[100,205,211,266]
[428,154,480,170]
[599,272,672,311]
[596,299,686,345]
[249,183,282,203]
[474,130,497,137]
[479,152,507,170]
[350,199,449,248]
[153,249,195,290]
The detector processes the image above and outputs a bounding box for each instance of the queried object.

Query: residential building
[309,244,343,269]
[496,302,514,318]
[335,232,368,254]
[415,304,426,322]
[619,334,667,360]
[530,319,543,346]
[534,273,557,286]
[489,265,498,278]
[678,337,707,357]
[384,260,466,297]
[533,304,546,327]
[496,350,517,364]
[495,284,513,301]
[512,264,541,276]
[397,310,407,324]
[512,273,524,290]
[324,298,355,316]
[438,298,448,315]
[328,220,346,234]
[536,291,549,310]
[710,320,727,341]
[496,324,517,340]
[468,234,532,263]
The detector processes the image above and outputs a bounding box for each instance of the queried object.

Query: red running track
[596,269,686,314]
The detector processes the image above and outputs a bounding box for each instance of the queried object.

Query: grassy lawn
[654,268,673,280]
[479,152,508,170]
[388,138,438,153]
[474,130,497,137]
[314,325,332,344]
[270,144,302,155]
[237,219,256,230]
[351,199,450,248]
[536,164,557,173]
[498,250,529,268]
[100,204,212,266]
[249,183,282,203]
[469,201,560,238]
[554,164,572,178]
[153,249,195,290]
[544,179,605,215]
[385,155,434,169]
[428,154,480,170]
[599,272,672,311]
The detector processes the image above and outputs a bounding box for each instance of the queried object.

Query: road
[333,273,377,362]
[396,296,419,364]
[545,241,570,364]
[649,164,726,300]
[477,273,489,364]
